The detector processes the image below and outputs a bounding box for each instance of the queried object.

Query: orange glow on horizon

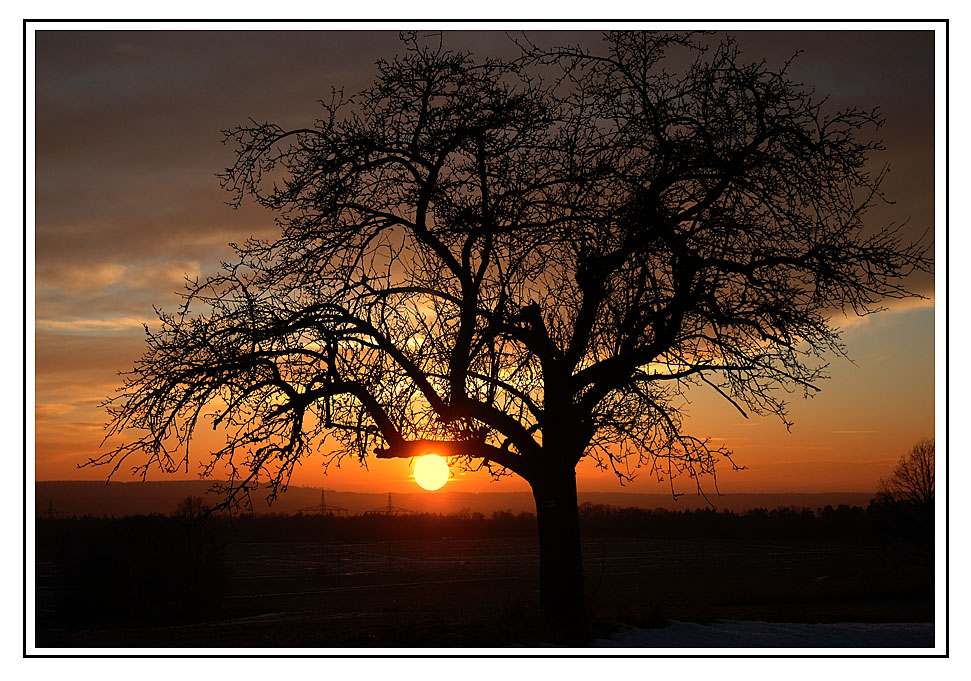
[34,306,933,497]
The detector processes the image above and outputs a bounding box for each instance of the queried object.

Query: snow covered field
[592,620,934,648]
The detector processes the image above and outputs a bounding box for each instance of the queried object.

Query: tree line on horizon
[37,492,932,544]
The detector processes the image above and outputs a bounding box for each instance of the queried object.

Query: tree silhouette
[94,32,929,621]
[879,438,935,506]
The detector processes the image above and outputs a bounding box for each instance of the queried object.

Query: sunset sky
[31,26,940,497]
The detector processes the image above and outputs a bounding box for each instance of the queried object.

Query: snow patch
[592,620,934,648]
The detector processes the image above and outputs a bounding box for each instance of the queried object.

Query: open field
[34,509,934,649]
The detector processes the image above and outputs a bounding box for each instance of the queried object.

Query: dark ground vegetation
[35,499,933,648]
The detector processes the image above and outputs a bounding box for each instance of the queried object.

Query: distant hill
[34,480,875,518]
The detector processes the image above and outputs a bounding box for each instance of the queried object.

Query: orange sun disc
[414,454,449,491]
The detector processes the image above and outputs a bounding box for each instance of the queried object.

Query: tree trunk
[531,468,585,623]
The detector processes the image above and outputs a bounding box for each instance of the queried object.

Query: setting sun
[414,454,449,491]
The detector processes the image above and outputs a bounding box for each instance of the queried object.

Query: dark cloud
[36,30,934,282]
[34,27,936,334]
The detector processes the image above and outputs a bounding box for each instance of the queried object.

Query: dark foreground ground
[34,505,934,648]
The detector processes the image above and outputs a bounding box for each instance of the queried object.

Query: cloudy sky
[32,26,939,496]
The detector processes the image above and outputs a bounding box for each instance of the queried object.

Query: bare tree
[93,32,929,620]
[173,495,210,524]
[879,438,935,506]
